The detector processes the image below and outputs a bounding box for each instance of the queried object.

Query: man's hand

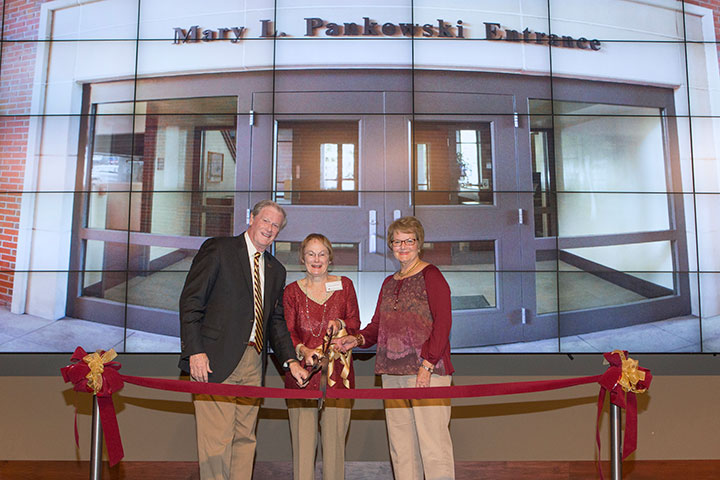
[189,353,212,382]
[289,360,309,387]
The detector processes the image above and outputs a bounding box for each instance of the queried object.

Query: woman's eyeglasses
[391,238,417,248]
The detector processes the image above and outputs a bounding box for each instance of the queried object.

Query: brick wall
[0,0,718,307]
[0,0,44,306]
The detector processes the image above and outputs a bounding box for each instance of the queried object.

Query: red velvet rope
[62,347,650,476]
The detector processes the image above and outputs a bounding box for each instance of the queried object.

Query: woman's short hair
[250,199,288,230]
[299,233,334,264]
[387,216,425,250]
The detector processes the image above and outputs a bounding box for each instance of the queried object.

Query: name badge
[325,280,343,292]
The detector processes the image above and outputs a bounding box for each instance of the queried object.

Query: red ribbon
[595,350,653,479]
[61,347,125,466]
[62,347,650,476]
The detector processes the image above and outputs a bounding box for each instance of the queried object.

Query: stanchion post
[90,395,103,480]
[610,403,622,480]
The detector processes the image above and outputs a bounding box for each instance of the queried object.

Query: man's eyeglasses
[391,238,417,248]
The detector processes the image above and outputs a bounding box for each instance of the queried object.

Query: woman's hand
[327,319,342,337]
[299,345,317,367]
[331,335,358,354]
[416,366,431,388]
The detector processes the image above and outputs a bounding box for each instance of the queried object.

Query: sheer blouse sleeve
[420,265,453,365]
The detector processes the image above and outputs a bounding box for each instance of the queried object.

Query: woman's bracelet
[355,334,365,346]
[420,362,434,373]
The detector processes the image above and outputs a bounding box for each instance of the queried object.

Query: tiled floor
[1,306,719,353]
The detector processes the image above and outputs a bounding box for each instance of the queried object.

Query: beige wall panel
[1,374,718,461]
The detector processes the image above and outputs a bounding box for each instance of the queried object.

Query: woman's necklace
[303,279,328,338]
[392,259,422,310]
[396,258,421,279]
[392,281,402,311]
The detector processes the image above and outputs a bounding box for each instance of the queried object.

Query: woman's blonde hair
[299,233,334,264]
[387,216,425,250]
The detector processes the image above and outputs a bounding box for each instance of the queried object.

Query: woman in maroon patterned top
[334,217,455,480]
[283,233,360,480]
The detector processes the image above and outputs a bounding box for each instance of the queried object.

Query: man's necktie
[252,252,264,354]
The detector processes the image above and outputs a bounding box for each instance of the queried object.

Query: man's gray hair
[250,200,288,230]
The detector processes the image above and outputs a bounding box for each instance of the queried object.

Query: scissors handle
[299,332,333,388]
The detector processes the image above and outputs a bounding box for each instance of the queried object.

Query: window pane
[88,97,237,237]
[125,269,193,312]
[82,239,196,311]
[82,239,127,300]
[322,143,338,189]
[536,241,674,314]
[563,241,674,291]
[416,144,428,190]
[530,129,557,237]
[275,121,359,205]
[557,192,670,236]
[341,143,355,191]
[529,100,670,237]
[413,122,493,205]
[423,241,496,310]
[274,241,359,283]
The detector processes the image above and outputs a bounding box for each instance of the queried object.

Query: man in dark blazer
[179,199,307,480]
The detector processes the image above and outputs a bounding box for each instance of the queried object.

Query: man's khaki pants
[193,348,262,480]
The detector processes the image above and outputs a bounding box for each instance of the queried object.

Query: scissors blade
[317,356,329,410]
[317,331,333,409]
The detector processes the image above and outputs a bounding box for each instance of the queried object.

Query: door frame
[67,70,691,348]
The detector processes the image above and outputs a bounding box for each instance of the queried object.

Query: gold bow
[83,349,117,395]
[312,327,352,389]
[604,350,647,394]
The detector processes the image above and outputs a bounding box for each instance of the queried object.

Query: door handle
[368,210,377,253]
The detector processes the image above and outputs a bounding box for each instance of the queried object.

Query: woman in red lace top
[283,233,360,480]
[334,217,455,480]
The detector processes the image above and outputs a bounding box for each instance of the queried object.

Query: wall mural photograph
[0,0,719,354]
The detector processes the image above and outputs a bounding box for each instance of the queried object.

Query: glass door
[404,94,526,348]
[248,89,396,320]
[250,96,390,255]
[70,91,239,337]
[250,88,527,346]
[526,94,691,348]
